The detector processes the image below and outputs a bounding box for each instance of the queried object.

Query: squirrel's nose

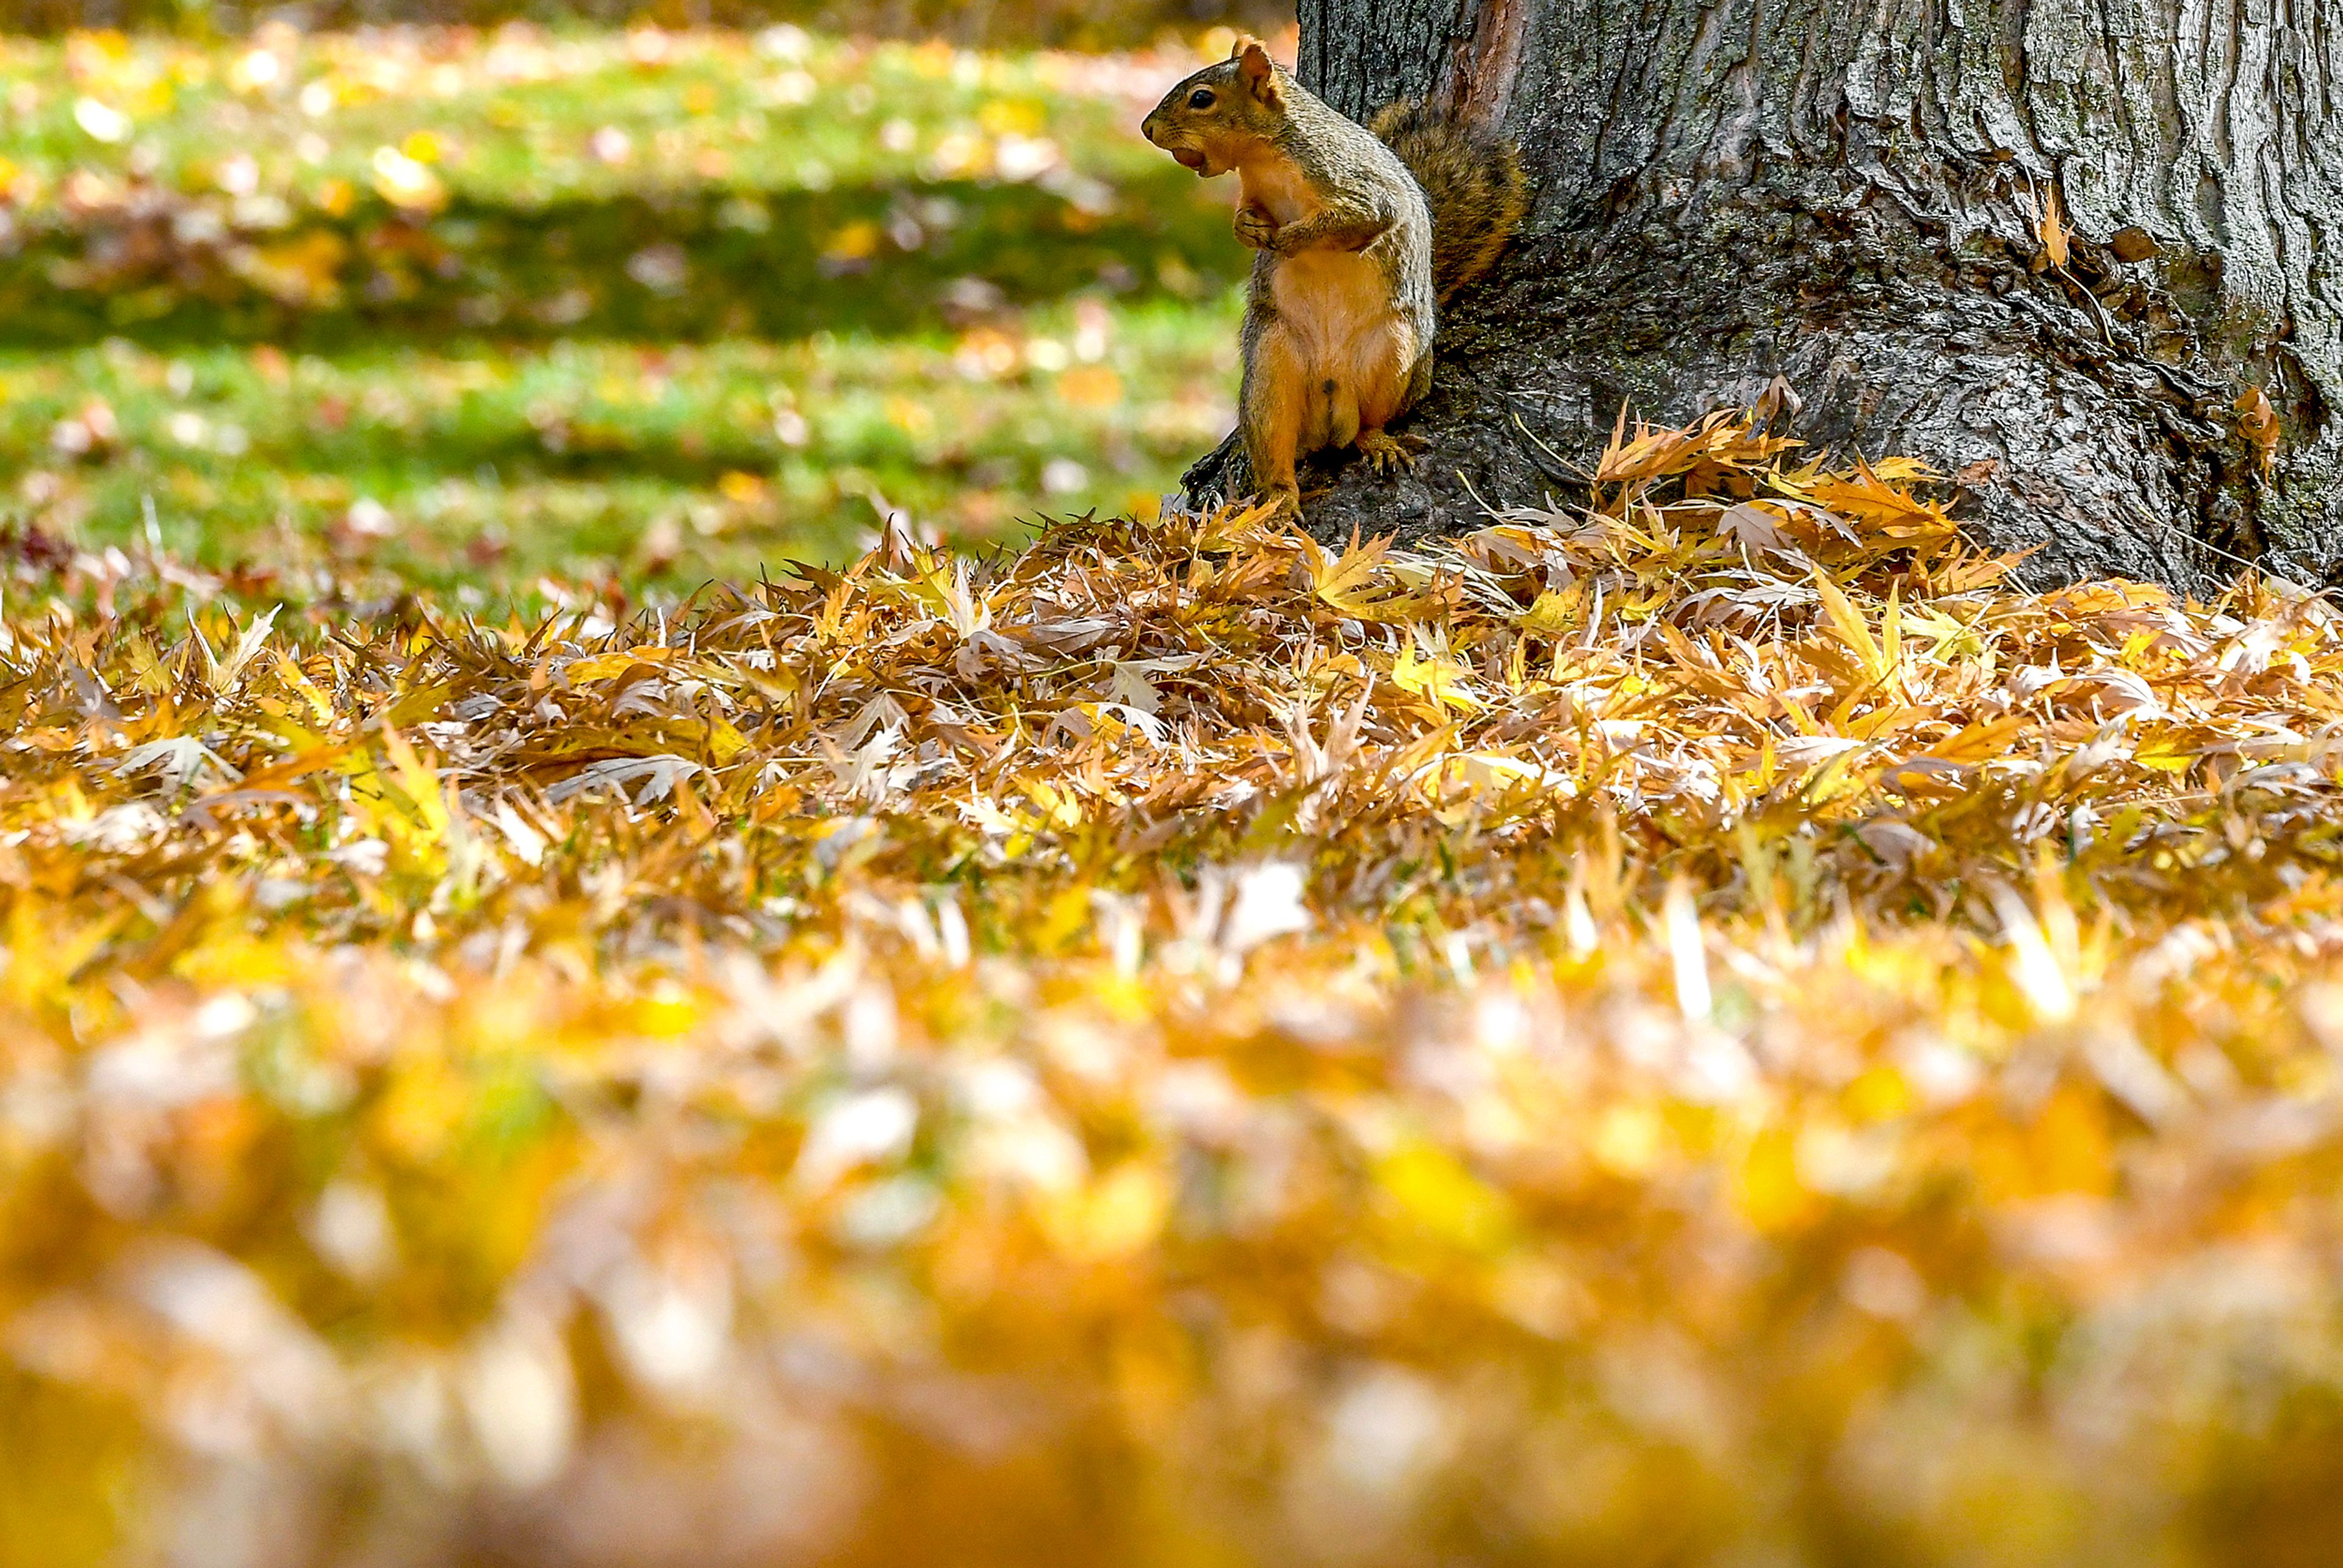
[1141,117,1161,145]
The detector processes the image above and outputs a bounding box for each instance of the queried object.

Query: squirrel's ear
[1236,39,1279,102]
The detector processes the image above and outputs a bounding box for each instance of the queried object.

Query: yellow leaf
[378,724,450,838]
[1732,1125,1813,1234]
[1812,569,1885,680]
[1376,1143,1514,1253]
[2037,182,2071,268]
[1392,640,1486,713]
[1040,1163,1167,1259]
[566,646,682,683]
[1304,532,1425,623]
[705,716,750,763]
[1519,584,1582,639]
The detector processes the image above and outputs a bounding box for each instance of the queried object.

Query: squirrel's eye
[1187,88,1215,109]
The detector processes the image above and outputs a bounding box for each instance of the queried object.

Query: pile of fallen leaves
[5,412,2343,1566]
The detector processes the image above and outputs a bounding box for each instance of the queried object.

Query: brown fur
[1367,101,1528,302]
[1142,40,1523,517]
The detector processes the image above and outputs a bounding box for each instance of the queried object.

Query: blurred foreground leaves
[4,413,2343,1564]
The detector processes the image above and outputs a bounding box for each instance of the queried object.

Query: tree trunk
[1182,0,2343,593]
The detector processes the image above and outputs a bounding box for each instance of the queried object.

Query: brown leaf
[2234,385,2280,472]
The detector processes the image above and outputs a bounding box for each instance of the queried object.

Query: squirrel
[1142,37,1525,520]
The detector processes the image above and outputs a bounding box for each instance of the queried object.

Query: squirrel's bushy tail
[1369,103,1526,302]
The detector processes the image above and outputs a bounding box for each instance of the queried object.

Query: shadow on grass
[0,168,1244,349]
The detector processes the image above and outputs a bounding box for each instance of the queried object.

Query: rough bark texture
[1182,0,2343,592]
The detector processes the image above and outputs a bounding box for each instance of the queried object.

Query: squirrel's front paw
[1233,205,1279,250]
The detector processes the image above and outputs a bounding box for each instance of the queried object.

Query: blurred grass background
[0,16,1277,599]
[1,0,1290,45]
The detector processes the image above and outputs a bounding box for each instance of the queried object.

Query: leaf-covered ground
[5,412,2343,1566]
[0,24,1247,588]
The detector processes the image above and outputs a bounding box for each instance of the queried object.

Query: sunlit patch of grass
[0,24,1261,582]
[0,27,1245,345]
[1,292,1240,591]
[0,28,1189,209]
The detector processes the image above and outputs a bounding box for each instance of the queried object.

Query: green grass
[0,26,1251,592]
[1,297,1238,593]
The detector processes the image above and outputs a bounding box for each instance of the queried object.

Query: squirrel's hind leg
[1355,429,1425,476]
[1349,329,1431,477]
[1240,325,1308,518]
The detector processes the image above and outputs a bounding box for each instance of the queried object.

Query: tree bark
[1183,0,2343,593]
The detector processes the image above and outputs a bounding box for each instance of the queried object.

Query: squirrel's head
[1141,37,1287,177]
